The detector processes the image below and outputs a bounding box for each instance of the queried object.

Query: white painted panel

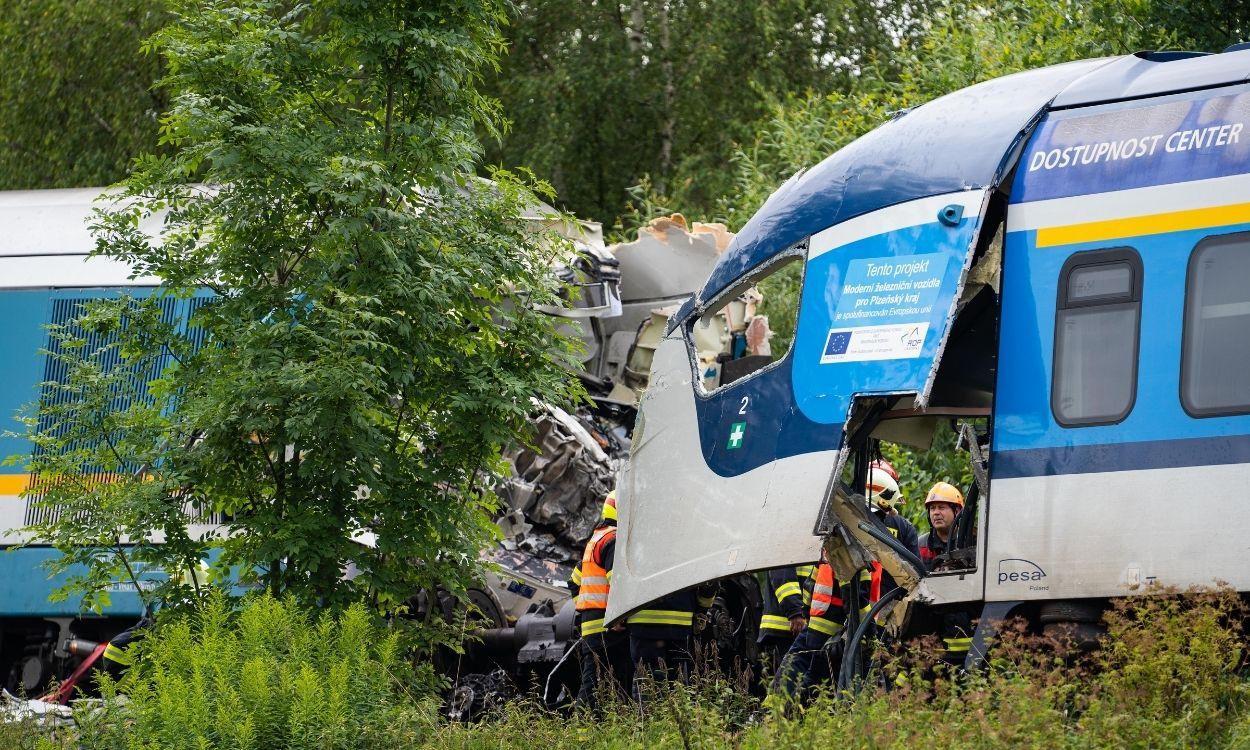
[0,186,168,258]
[0,497,25,544]
[0,254,155,289]
[1007,171,1250,231]
[604,334,831,622]
[985,462,1250,601]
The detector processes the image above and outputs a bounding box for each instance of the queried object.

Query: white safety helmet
[866,468,902,511]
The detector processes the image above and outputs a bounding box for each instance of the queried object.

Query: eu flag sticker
[825,330,852,357]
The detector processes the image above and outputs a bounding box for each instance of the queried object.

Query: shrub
[75,593,439,750]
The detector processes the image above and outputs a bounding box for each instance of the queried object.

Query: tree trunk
[657,0,674,194]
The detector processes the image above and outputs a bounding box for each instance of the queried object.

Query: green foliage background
[17,0,584,616]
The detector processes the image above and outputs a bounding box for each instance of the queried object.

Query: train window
[1051,248,1142,426]
[690,252,803,393]
[1181,232,1250,417]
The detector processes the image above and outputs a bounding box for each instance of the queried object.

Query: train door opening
[820,196,1007,608]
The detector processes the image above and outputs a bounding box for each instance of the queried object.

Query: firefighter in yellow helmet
[917,481,973,661]
[918,481,965,566]
[568,491,631,707]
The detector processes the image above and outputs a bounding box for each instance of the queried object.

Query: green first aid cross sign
[727,421,746,450]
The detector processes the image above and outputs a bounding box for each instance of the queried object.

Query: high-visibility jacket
[942,612,974,658]
[100,619,149,678]
[758,564,816,639]
[572,523,616,636]
[628,583,717,640]
[808,563,847,637]
[867,511,920,613]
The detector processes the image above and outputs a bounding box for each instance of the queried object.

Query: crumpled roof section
[696,58,1113,306]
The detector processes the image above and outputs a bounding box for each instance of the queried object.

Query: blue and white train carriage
[605,50,1250,651]
[0,188,206,694]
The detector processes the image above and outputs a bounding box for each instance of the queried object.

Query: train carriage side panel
[0,188,163,618]
[991,84,1250,601]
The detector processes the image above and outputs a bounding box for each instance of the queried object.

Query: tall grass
[429,590,1250,750]
[7,590,1248,749]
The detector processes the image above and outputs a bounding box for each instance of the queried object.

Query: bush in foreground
[67,594,439,750]
[6,589,1248,749]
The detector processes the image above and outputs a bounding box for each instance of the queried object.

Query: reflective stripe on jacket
[758,564,817,638]
[102,641,132,667]
[575,524,616,637]
[808,563,846,637]
[628,588,704,639]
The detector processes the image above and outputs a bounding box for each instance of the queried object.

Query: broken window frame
[684,244,808,396]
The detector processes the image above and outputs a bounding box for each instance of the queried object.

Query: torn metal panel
[609,189,992,618]
[497,403,618,564]
[594,216,725,388]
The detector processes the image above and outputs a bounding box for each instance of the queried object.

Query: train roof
[694,48,1250,310]
[0,187,114,257]
[0,187,165,288]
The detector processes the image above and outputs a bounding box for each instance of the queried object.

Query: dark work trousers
[757,633,797,683]
[576,629,632,708]
[773,628,838,699]
[630,634,692,698]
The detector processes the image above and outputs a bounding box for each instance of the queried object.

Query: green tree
[0,0,168,189]
[483,0,931,226]
[21,0,583,613]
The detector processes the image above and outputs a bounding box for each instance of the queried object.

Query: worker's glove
[789,615,807,636]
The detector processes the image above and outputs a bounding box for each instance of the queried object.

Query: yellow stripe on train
[1035,201,1250,248]
[0,474,31,495]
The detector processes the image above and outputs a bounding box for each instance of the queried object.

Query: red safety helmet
[870,458,899,481]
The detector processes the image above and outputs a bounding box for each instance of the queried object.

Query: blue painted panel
[688,209,979,477]
[0,545,250,618]
[0,546,149,617]
[791,215,979,424]
[0,290,50,467]
[690,354,842,478]
[995,433,1250,479]
[994,221,1250,460]
[1014,85,1250,203]
[697,57,1111,304]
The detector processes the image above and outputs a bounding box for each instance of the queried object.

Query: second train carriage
[606,49,1250,652]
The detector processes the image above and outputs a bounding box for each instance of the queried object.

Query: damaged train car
[453,216,777,716]
[606,48,1250,667]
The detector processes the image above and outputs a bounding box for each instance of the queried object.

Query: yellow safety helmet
[924,482,965,509]
[601,490,618,522]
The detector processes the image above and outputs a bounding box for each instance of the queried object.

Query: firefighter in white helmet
[861,466,920,621]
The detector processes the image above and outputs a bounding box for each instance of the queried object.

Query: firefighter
[569,491,631,707]
[866,467,919,555]
[918,481,964,566]
[916,482,974,662]
[756,564,816,676]
[628,582,717,692]
[773,560,847,699]
[865,468,920,615]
